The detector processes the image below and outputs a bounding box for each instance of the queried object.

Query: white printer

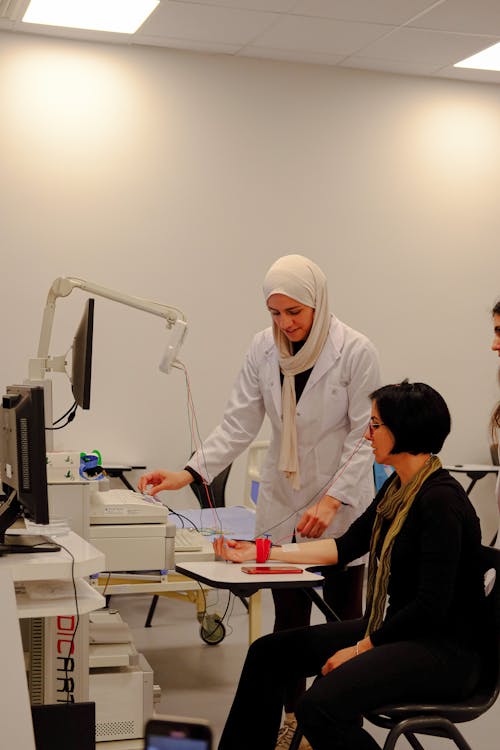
[89,487,176,572]
[90,488,169,524]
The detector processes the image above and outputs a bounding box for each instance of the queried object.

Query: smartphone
[241,566,303,574]
[145,716,212,750]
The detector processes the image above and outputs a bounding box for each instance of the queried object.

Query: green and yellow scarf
[364,455,442,636]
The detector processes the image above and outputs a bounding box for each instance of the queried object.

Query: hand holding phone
[145,716,212,750]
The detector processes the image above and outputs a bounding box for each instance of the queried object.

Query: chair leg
[288,727,304,750]
[404,733,426,750]
[305,587,341,622]
[145,594,159,628]
[383,718,473,750]
[383,724,415,750]
[238,595,249,611]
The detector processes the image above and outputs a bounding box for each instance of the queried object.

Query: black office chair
[289,544,500,750]
[364,544,500,750]
[189,463,232,509]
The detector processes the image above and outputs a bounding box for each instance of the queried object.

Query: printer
[88,488,176,572]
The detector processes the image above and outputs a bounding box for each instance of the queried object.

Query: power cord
[46,401,78,431]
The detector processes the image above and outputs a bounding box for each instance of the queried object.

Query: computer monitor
[71,297,94,410]
[0,384,59,553]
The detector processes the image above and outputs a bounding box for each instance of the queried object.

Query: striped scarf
[364,455,442,636]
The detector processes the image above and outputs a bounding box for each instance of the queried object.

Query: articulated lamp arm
[29,276,188,380]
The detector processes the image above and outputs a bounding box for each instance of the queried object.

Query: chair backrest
[490,442,499,466]
[478,544,500,705]
[189,464,232,509]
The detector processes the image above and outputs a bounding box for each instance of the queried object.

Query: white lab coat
[189,315,381,547]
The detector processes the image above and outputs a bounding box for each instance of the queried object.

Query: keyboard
[174,527,207,552]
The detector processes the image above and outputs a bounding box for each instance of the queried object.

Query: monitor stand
[0,494,61,555]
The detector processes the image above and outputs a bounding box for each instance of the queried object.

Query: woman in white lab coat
[491,299,500,549]
[139,254,380,745]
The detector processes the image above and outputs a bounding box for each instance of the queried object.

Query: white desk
[3,529,105,583]
[176,561,324,643]
[0,531,106,750]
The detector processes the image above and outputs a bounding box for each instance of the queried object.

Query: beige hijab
[263,254,330,489]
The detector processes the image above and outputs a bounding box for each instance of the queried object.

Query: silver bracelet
[355,641,360,656]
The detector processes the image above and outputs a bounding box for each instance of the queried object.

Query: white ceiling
[2,0,500,84]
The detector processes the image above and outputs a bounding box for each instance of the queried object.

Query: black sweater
[336,469,485,649]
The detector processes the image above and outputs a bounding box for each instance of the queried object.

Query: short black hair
[370,380,451,455]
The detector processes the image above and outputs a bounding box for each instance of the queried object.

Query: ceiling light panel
[455,42,500,71]
[22,0,160,34]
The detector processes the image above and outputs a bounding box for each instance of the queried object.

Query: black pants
[272,564,365,711]
[218,619,480,750]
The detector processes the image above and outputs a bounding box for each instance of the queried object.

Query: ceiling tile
[358,27,500,65]
[341,55,442,76]
[250,15,393,55]
[239,45,345,65]
[175,0,296,10]
[292,0,437,25]
[409,0,500,36]
[135,34,241,53]
[138,1,278,45]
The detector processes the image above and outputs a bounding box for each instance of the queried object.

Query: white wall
[1,31,499,536]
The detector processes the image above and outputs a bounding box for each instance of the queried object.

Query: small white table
[175,560,325,643]
[444,464,500,495]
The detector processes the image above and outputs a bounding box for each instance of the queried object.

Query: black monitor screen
[0,385,50,544]
[72,298,94,410]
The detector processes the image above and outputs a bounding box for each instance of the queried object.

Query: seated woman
[214,381,486,750]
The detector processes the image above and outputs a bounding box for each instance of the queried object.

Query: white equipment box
[88,488,176,572]
[90,653,155,742]
[89,523,175,571]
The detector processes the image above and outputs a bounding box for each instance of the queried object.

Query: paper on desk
[171,505,256,540]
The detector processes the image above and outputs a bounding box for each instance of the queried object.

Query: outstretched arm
[213,535,338,565]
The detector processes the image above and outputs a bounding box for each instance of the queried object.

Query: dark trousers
[272,564,365,711]
[218,619,481,750]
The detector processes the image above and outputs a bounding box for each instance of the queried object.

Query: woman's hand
[321,637,373,675]
[137,469,193,496]
[213,536,256,563]
[321,645,357,675]
[296,496,341,538]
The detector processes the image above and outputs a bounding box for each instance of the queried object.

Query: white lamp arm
[30,276,187,380]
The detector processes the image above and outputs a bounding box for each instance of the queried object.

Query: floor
[114,587,500,750]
